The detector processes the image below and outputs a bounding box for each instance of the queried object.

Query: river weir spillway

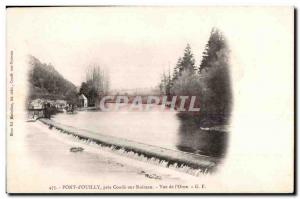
[39,118,220,176]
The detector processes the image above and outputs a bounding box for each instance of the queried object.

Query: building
[79,94,88,108]
[55,100,67,109]
[28,98,44,110]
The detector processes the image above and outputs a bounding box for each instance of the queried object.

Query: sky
[7,6,292,91]
[7,7,214,89]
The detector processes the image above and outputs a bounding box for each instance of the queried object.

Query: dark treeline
[28,56,78,104]
[28,56,110,108]
[159,28,232,127]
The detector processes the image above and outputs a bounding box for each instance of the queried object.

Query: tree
[159,69,172,96]
[79,82,89,96]
[28,55,78,103]
[79,64,110,107]
[199,28,227,73]
[198,28,232,125]
[163,29,232,126]
[171,70,202,96]
[160,44,196,96]
[180,44,196,75]
[166,68,172,95]
[172,57,182,82]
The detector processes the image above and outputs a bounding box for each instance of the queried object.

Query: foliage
[28,56,78,104]
[159,69,172,95]
[172,57,182,82]
[199,28,228,73]
[160,44,196,95]
[158,28,232,126]
[79,64,110,106]
[180,44,196,74]
[198,28,232,124]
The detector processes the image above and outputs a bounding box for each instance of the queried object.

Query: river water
[52,103,227,157]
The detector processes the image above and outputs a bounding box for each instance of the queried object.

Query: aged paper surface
[6,6,294,193]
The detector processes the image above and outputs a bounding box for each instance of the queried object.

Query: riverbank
[9,120,203,193]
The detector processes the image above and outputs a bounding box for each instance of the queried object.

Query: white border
[0,0,298,198]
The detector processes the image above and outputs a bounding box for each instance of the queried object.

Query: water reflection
[51,105,228,158]
[176,113,228,157]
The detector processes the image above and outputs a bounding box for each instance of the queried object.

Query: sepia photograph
[6,6,294,194]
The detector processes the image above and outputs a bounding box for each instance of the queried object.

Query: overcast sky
[7,7,216,89]
[8,7,292,91]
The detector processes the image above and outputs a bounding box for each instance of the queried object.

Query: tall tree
[172,57,182,82]
[166,68,172,95]
[199,28,227,73]
[159,69,172,95]
[79,82,89,97]
[180,44,196,74]
[79,64,110,106]
[159,71,167,95]
[198,28,232,125]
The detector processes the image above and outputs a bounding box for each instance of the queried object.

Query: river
[52,103,227,158]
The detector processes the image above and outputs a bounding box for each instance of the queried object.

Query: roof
[55,100,67,104]
[79,94,88,100]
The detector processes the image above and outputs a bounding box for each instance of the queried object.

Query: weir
[39,118,220,175]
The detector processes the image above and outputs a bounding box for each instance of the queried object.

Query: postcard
[6,6,294,193]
